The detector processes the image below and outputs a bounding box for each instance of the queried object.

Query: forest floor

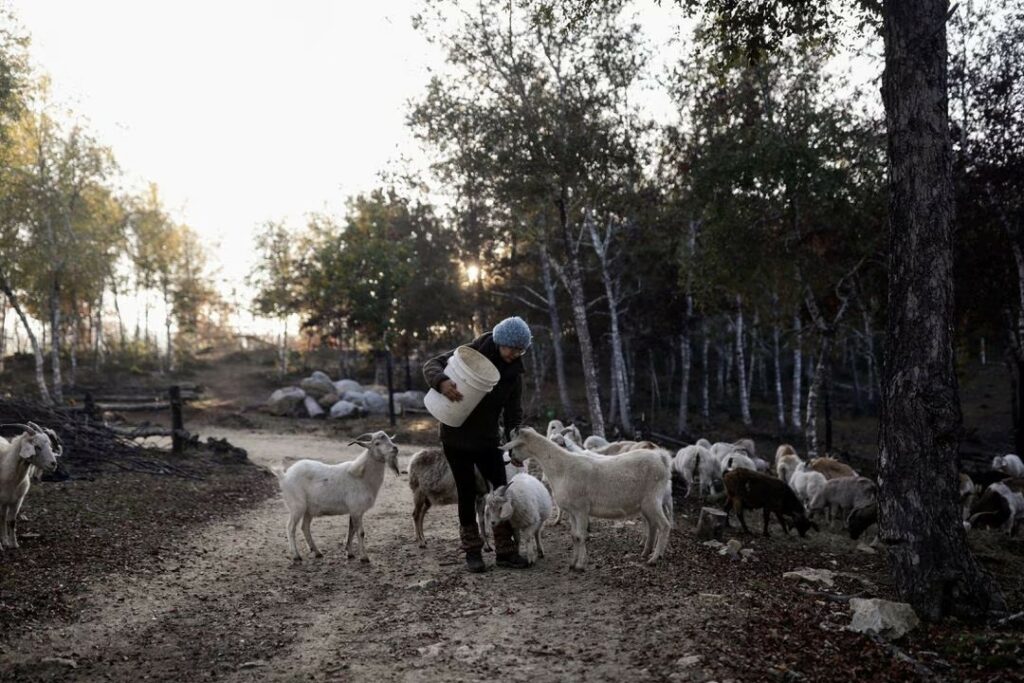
[0,346,1021,681]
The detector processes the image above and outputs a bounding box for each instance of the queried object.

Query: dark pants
[443,443,508,527]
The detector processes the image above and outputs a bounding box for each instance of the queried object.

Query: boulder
[334,379,362,395]
[847,598,920,640]
[718,538,742,561]
[361,391,389,414]
[783,567,836,587]
[329,400,359,419]
[317,392,340,409]
[342,390,365,404]
[267,387,306,416]
[303,396,325,418]
[395,390,426,409]
[310,370,333,384]
[300,375,335,398]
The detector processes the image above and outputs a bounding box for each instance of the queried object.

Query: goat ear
[19,439,35,460]
[500,500,513,519]
[349,458,367,478]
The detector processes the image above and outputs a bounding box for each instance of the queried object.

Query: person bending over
[422,316,532,573]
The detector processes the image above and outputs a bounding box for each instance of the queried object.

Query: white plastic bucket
[424,345,501,427]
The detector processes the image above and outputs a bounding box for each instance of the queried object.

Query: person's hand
[439,379,463,402]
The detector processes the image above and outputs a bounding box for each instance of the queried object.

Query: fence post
[169,385,184,453]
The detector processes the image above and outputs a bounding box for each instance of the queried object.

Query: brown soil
[0,349,1020,681]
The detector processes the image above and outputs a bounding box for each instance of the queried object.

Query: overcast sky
[12,1,450,291]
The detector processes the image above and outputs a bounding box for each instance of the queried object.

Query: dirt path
[2,428,718,682]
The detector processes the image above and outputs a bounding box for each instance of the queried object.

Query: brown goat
[723,469,818,537]
[808,457,857,480]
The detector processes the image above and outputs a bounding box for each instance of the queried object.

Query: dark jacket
[422,332,524,450]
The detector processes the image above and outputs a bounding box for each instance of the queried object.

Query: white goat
[583,435,609,450]
[672,444,721,498]
[279,431,399,562]
[992,454,1024,478]
[483,473,553,565]
[808,476,876,527]
[776,452,803,484]
[503,427,672,570]
[0,423,62,549]
[788,462,828,512]
[407,448,492,550]
[722,451,757,473]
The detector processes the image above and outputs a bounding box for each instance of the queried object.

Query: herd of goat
[1,418,1021,571]
[277,419,1024,570]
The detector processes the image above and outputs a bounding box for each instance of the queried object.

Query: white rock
[300,375,336,398]
[328,400,359,419]
[676,655,702,668]
[701,540,724,550]
[783,567,836,587]
[847,598,921,640]
[334,379,362,395]
[718,538,742,560]
[362,391,389,414]
[303,396,325,418]
[267,387,306,416]
[856,543,877,555]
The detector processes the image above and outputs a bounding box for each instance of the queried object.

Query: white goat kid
[0,422,62,550]
[503,427,672,570]
[483,473,553,565]
[992,454,1024,478]
[279,431,399,562]
[673,444,721,498]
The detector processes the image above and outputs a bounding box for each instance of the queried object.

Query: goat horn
[25,421,44,434]
[44,427,63,457]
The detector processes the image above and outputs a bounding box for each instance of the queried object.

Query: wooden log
[695,506,728,541]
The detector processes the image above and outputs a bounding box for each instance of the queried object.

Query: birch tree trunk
[162,282,174,372]
[980,337,987,365]
[791,313,803,428]
[94,289,104,371]
[878,0,1003,619]
[701,334,710,422]
[49,279,63,403]
[540,247,572,417]
[0,297,6,373]
[69,309,78,390]
[804,335,829,457]
[734,296,752,426]
[677,334,691,434]
[556,198,605,437]
[1,280,52,404]
[111,277,126,351]
[773,320,785,431]
[588,213,631,432]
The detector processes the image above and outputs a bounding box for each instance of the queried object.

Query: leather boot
[459,525,487,573]
[493,521,530,569]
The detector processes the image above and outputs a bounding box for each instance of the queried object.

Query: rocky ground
[0,350,1020,681]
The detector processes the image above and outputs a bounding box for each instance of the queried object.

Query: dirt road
[3,428,719,682]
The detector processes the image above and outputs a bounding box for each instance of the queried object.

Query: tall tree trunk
[162,282,174,372]
[735,296,752,426]
[49,278,63,403]
[879,0,1003,619]
[69,308,78,390]
[701,334,710,422]
[111,278,126,351]
[540,247,572,417]
[0,296,6,373]
[804,334,831,457]
[588,213,631,432]
[94,290,104,371]
[980,337,987,365]
[556,198,604,437]
[716,341,726,402]
[1,279,52,405]
[773,320,785,432]
[791,313,803,428]
[677,334,691,435]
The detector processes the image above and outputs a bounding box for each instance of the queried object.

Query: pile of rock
[266,371,426,420]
